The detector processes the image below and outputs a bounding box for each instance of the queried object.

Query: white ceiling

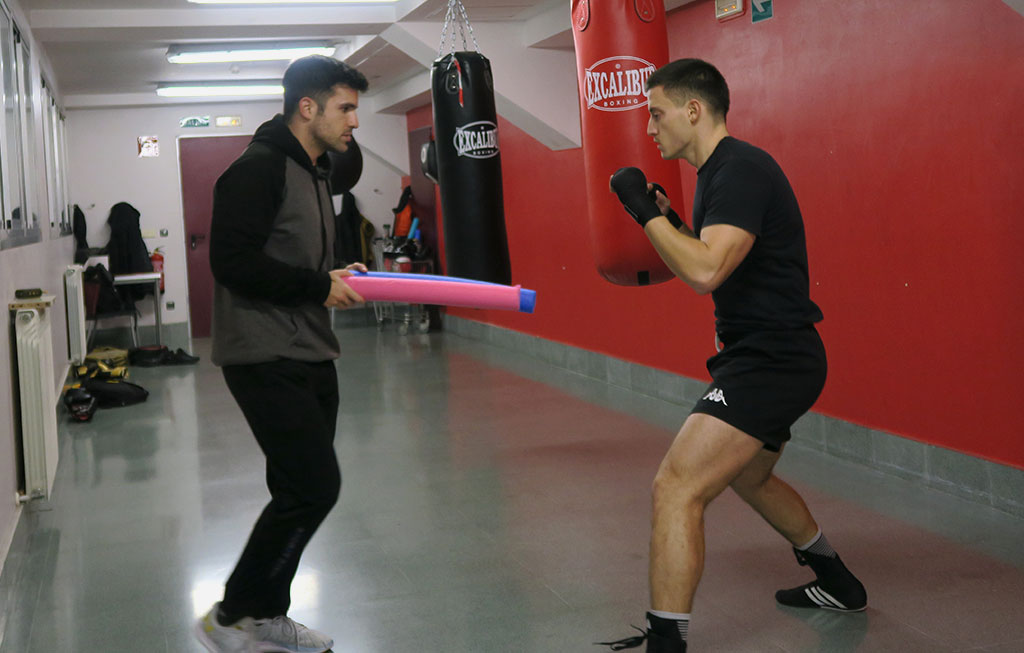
[20,0,562,101]
[22,0,196,8]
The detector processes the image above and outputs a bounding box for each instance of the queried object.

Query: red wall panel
[410,0,1024,468]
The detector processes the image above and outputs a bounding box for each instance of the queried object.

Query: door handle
[190,233,206,250]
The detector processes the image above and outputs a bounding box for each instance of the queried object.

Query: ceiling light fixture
[156,83,284,98]
[188,0,397,4]
[167,44,337,64]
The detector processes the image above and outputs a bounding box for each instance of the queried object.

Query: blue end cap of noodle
[519,289,537,314]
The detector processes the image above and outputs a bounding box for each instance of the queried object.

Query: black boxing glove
[610,167,661,227]
[648,183,684,230]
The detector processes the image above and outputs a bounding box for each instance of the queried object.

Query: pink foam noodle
[343,274,536,313]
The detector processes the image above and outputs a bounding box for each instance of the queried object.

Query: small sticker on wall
[180,116,210,128]
[752,0,773,23]
[138,135,159,158]
[216,116,242,128]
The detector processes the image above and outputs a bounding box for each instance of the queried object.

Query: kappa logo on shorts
[703,388,728,406]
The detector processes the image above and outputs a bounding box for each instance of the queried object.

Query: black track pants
[219,358,340,621]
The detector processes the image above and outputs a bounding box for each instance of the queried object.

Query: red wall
[409,0,1024,469]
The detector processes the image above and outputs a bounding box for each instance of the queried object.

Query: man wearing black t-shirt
[601,59,866,653]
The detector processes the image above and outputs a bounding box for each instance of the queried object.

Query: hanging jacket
[105,202,153,300]
[358,217,375,268]
[209,114,337,367]
[334,190,376,267]
[391,186,413,237]
[73,204,90,264]
[73,204,89,249]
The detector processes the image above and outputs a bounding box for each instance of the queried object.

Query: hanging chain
[438,0,455,55]
[457,0,479,52]
[438,0,480,57]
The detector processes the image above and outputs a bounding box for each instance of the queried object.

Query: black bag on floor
[82,378,149,408]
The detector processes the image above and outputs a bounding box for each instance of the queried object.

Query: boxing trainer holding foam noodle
[200,55,368,653]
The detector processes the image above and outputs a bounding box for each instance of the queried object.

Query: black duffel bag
[82,378,149,408]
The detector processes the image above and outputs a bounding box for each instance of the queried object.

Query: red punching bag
[572,0,682,286]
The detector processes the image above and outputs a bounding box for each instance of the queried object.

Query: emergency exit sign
[752,0,773,23]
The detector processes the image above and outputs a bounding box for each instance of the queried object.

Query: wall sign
[180,116,210,128]
[138,136,159,158]
[752,0,774,23]
[715,0,744,21]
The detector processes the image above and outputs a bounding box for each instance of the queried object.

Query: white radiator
[14,307,60,503]
[64,265,87,365]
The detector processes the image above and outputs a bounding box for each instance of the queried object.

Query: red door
[179,135,251,338]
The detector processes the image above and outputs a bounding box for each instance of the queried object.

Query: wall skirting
[88,322,192,353]
[442,315,1024,519]
[92,311,378,350]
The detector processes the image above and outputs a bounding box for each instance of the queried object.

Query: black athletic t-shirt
[693,137,823,334]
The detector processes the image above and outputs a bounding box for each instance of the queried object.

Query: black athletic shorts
[690,326,827,452]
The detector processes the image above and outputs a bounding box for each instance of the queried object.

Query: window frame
[0,9,39,249]
[41,77,71,238]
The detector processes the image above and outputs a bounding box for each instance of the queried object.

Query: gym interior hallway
[1,325,1022,652]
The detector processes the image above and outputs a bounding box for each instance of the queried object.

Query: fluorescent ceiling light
[168,45,337,64]
[188,0,396,4]
[156,83,284,98]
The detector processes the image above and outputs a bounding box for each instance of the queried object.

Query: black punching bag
[430,51,511,285]
[328,137,363,195]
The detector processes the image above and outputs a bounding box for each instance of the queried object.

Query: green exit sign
[752,0,773,23]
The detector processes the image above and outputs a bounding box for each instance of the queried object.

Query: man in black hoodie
[197,56,368,653]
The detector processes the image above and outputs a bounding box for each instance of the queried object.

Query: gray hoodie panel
[211,150,338,366]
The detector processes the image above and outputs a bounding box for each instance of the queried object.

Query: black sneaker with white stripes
[595,626,687,652]
[775,548,867,612]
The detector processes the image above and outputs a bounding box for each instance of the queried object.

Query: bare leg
[731,446,868,612]
[729,446,819,547]
[649,413,765,612]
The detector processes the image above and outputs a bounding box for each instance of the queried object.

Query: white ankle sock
[796,527,837,558]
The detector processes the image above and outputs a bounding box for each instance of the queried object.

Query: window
[0,7,68,248]
[58,113,70,234]
[18,34,35,226]
[0,11,37,248]
[42,79,70,237]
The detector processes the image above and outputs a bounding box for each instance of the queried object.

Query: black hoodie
[209,115,338,366]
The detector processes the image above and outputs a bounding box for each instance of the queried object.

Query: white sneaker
[250,615,334,653]
[195,602,254,653]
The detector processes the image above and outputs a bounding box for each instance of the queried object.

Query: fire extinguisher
[151,247,165,292]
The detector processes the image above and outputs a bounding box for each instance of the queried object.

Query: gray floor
[2,326,1023,652]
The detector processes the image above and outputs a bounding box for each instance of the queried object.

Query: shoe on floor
[775,579,867,611]
[776,548,867,612]
[195,602,253,653]
[165,347,200,365]
[595,626,687,652]
[250,615,333,653]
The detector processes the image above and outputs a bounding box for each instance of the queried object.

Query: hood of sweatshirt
[251,114,331,179]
